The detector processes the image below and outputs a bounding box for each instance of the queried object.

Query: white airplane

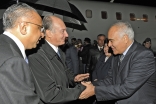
[67,0,156,52]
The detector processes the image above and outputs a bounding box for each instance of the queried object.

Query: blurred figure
[66,40,79,75]
[0,3,44,104]
[59,37,70,52]
[92,38,113,81]
[71,38,77,46]
[28,15,89,104]
[77,39,82,45]
[87,34,106,81]
[76,39,84,74]
[142,37,154,55]
[93,40,97,47]
[78,37,92,73]
[92,38,114,104]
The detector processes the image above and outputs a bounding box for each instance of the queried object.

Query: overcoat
[28,41,85,104]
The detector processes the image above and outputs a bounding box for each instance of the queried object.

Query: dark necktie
[57,50,61,57]
[100,47,103,51]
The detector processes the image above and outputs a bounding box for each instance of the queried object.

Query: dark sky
[91,0,156,7]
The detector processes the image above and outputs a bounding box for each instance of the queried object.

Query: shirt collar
[3,31,26,59]
[123,41,134,56]
[97,45,103,50]
[46,40,58,53]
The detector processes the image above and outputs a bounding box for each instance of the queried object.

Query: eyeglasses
[24,21,45,33]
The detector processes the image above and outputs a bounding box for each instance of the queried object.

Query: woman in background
[92,38,113,81]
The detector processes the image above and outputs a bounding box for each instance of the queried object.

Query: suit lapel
[42,41,66,67]
[118,41,138,74]
[1,35,23,58]
[113,56,119,83]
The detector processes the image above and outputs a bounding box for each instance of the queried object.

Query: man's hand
[74,73,89,82]
[79,81,95,99]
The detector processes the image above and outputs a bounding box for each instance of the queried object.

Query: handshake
[74,73,95,100]
[79,81,95,99]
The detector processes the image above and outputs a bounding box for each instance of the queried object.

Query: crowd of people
[0,3,156,104]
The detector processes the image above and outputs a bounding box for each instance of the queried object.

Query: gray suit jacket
[0,35,39,104]
[65,45,79,75]
[94,41,156,104]
[28,41,85,104]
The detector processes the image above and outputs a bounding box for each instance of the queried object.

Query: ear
[19,22,27,35]
[123,34,128,43]
[46,30,52,38]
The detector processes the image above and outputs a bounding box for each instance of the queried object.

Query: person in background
[142,37,154,55]
[71,38,77,46]
[66,40,80,76]
[78,37,92,74]
[77,39,84,74]
[86,34,106,81]
[59,37,70,53]
[93,40,97,47]
[79,22,156,104]
[92,38,113,82]
[0,3,44,104]
[28,15,89,104]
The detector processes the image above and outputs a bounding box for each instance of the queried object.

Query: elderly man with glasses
[0,3,44,104]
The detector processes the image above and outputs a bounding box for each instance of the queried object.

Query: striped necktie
[118,54,124,69]
[119,54,124,63]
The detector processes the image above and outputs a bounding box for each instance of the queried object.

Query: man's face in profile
[23,11,43,49]
[108,26,127,55]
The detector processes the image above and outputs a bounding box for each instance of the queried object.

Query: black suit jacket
[92,54,113,81]
[94,41,156,104]
[28,40,85,104]
[0,34,39,104]
[87,45,104,72]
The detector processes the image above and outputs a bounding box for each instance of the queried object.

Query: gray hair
[3,3,37,30]
[43,15,55,32]
[112,22,134,40]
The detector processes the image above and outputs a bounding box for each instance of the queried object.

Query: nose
[65,31,68,37]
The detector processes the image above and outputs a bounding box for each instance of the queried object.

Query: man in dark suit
[0,3,44,104]
[28,15,89,104]
[65,41,80,75]
[86,34,106,81]
[78,37,92,74]
[79,22,156,104]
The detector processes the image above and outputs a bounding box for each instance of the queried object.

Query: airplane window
[86,10,92,18]
[101,11,107,19]
[116,12,122,20]
[130,13,135,21]
[143,14,148,22]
